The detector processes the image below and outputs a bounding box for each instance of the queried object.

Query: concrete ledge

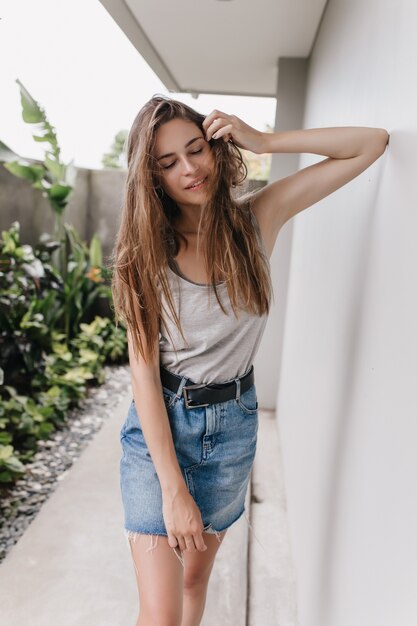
[202,487,250,626]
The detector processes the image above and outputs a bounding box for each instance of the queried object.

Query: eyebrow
[156,136,204,161]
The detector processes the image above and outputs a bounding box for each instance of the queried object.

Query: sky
[0,0,277,170]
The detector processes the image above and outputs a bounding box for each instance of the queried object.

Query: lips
[185,176,207,190]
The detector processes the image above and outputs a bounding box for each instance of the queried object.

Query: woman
[112,95,389,625]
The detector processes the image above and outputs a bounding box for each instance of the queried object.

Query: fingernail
[212,132,217,139]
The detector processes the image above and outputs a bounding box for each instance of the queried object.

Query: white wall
[276,1,417,625]
[254,58,308,409]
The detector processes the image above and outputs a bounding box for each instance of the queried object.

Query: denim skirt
[119,374,259,537]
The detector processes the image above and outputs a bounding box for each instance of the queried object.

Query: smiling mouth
[185,176,207,190]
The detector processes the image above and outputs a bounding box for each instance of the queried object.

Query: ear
[156,184,165,200]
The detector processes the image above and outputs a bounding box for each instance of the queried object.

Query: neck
[174,204,204,233]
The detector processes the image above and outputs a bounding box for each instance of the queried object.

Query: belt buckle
[183,383,210,409]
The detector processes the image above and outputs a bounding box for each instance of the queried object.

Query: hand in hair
[203,109,266,154]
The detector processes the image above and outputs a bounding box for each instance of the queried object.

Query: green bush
[0,223,127,489]
[0,444,26,484]
[0,222,63,391]
[0,316,128,487]
[0,81,128,491]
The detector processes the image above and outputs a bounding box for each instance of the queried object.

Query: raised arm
[250,126,389,242]
[203,110,390,257]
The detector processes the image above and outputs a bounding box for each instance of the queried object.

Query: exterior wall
[276,1,417,625]
[254,58,308,409]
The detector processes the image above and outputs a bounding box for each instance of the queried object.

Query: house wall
[274,1,417,625]
[254,57,308,409]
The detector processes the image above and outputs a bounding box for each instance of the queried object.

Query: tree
[101,130,128,169]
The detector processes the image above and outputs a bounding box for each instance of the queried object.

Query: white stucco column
[255,57,309,409]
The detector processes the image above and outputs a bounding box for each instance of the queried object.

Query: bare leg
[126,532,184,626]
[181,530,227,626]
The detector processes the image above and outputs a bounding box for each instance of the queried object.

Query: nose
[180,156,198,175]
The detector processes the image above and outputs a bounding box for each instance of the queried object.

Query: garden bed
[0,363,130,564]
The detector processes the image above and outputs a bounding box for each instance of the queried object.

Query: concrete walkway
[0,392,297,626]
[248,411,299,626]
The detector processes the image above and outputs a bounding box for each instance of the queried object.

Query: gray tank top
[159,211,270,384]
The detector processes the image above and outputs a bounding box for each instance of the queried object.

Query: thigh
[183,530,227,589]
[127,533,184,623]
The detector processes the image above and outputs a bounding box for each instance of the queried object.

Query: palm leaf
[16,79,60,161]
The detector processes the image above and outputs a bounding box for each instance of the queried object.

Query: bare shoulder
[236,192,276,260]
[236,137,388,260]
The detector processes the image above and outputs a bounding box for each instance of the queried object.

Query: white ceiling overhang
[99,0,328,97]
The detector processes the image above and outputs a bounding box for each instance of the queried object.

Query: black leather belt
[160,365,255,409]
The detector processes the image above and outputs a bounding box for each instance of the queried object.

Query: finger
[194,532,208,552]
[212,123,233,141]
[203,109,229,133]
[203,111,230,137]
[184,536,197,552]
[167,532,178,549]
[177,536,187,551]
[206,117,228,141]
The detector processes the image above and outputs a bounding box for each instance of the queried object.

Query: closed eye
[161,148,204,170]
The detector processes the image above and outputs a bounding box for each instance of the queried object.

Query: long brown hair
[111,94,272,363]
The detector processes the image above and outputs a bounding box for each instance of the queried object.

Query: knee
[183,569,210,594]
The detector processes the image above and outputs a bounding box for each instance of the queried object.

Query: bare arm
[128,342,184,496]
[127,329,207,552]
[260,126,389,159]
[203,110,389,257]
[249,126,389,253]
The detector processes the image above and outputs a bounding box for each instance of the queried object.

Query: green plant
[0,82,129,489]
[101,129,128,169]
[0,222,63,391]
[37,332,97,398]
[0,222,120,393]
[1,385,56,449]
[72,316,127,365]
[0,445,25,484]
[2,80,76,273]
[61,224,112,338]
[0,316,127,487]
